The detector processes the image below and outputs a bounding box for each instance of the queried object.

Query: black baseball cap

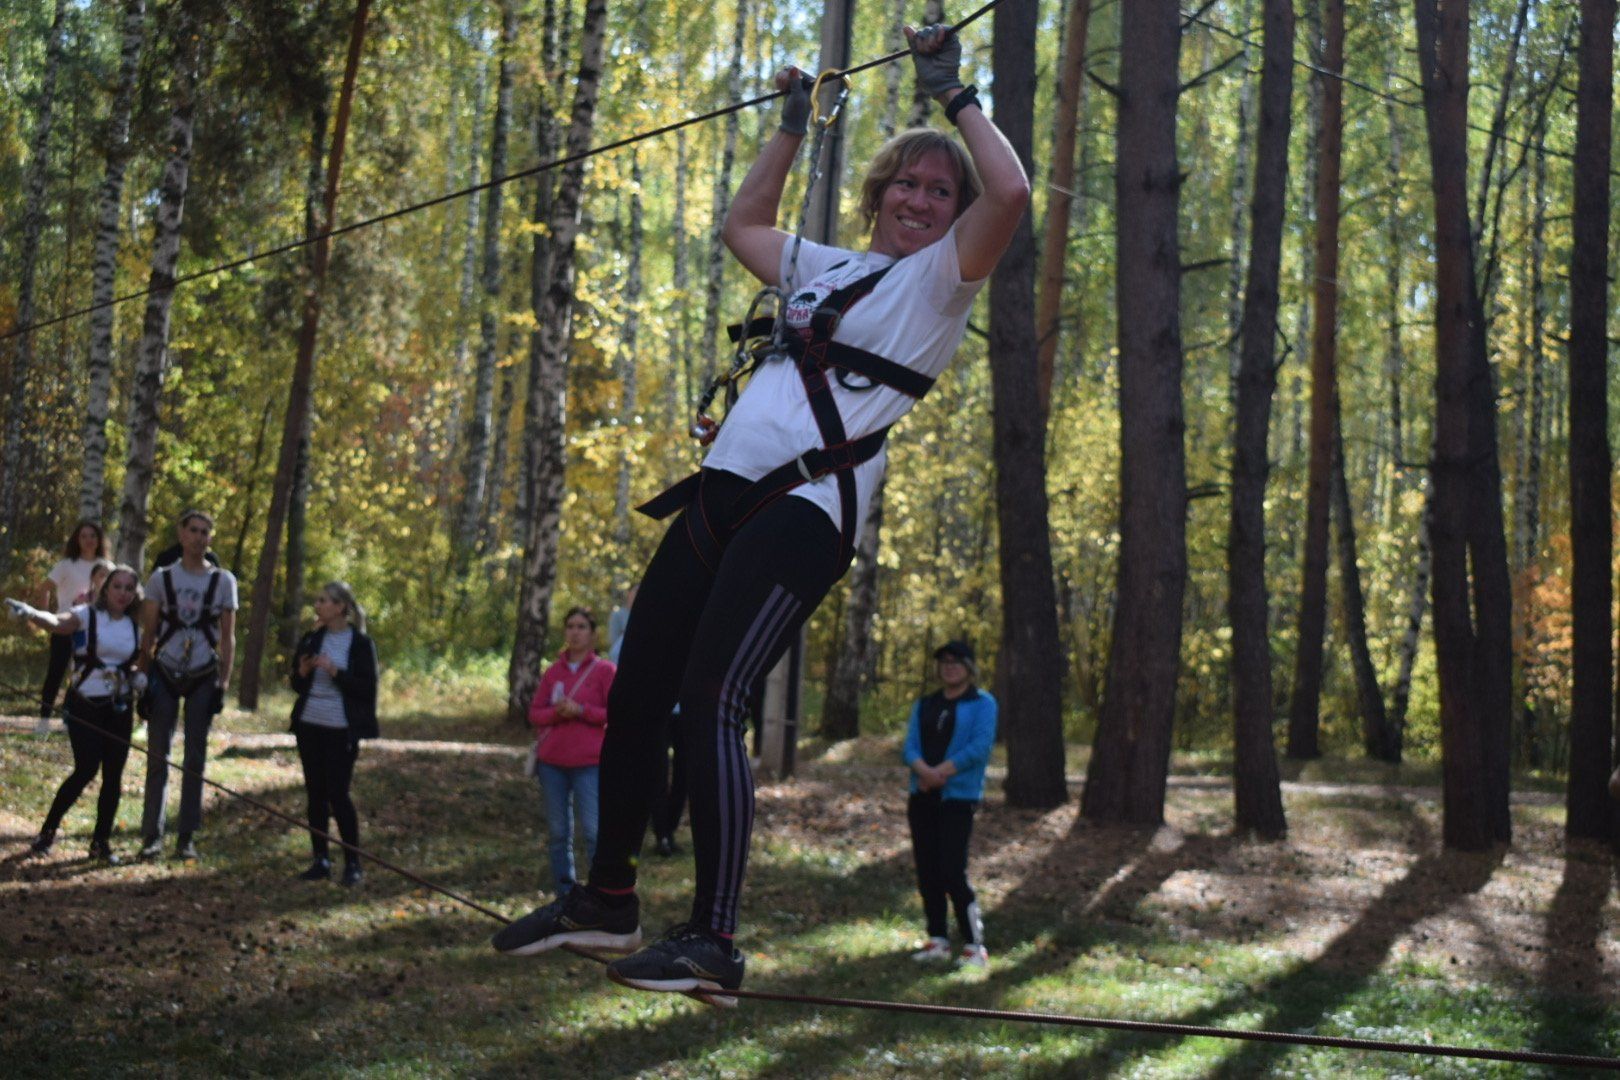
[933,640,975,664]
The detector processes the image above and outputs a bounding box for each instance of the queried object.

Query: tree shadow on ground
[1534,840,1619,1056]
[1009,817,1515,1078]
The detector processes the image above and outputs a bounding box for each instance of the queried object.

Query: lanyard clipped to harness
[690,70,852,446]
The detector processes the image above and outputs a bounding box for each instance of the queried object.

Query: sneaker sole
[605,967,739,1009]
[499,928,642,958]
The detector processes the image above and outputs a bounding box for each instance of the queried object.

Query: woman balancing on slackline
[492,23,1029,1003]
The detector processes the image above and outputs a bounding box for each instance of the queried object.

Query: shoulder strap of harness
[155,567,222,654]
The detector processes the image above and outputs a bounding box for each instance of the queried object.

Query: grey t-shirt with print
[145,563,240,673]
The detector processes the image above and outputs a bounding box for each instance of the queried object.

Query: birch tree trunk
[441,55,486,518]
[520,0,564,535]
[1285,0,1343,761]
[239,0,371,706]
[507,0,608,722]
[699,0,748,389]
[1565,0,1615,841]
[0,0,69,571]
[78,0,146,524]
[455,0,516,559]
[1228,0,1293,840]
[612,153,644,569]
[1081,0,1185,825]
[114,10,203,569]
[1223,0,1256,402]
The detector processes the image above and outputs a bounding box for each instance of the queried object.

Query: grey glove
[779,69,813,135]
[909,24,963,97]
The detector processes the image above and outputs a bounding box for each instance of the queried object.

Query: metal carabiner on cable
[810,69,851,129]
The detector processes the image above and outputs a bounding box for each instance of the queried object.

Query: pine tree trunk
[821,467,887,740]
[239,0,371,706]
[1414,0,1512,851]
[1228,0,1293,840]
[114,10,202,570]
[455,0,516,558]
[1565,0,1615,841]
[441,54,486,520]
[0,0,69,571]
[990,0,1066,809]
[507,0,608,722]
[1332,412,1391,758]
[1034,0,1091,421]
[1285,0,1343,761]
[1081,0,1185,825]
[78,0,146,524]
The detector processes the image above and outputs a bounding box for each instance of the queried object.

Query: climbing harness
[689,68,853,445]
[70,607,142,710]
[649,71,936,572]
[152,566,222,694]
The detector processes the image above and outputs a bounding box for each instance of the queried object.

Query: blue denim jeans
[536,763,599,894]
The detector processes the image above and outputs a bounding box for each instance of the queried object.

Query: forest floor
[1,701,1617,1078]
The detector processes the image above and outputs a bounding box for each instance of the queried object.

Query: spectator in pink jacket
[528,607,615,896]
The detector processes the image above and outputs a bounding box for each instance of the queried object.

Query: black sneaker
[88,839,121,865]
[299,858,332,881]
[491,887,642,957]
[606,923,745,1007]
[27,830,55,857]
[138,837,164,860]
[340,861,363,887]
[175,837,199,861]
[654,835,676,857]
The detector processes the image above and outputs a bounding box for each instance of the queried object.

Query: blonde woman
[288,582,379,886]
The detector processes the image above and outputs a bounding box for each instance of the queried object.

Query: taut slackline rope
[1,0,1006,345]
[7,705,1619,1071]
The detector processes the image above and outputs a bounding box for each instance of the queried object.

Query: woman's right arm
[721,68,812,285]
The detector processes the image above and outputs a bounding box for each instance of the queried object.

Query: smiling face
[868,149,963,259]
[102,570,138,618]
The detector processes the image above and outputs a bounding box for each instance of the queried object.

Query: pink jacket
[528,649,615,768]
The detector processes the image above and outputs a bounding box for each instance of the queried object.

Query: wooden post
[757,0,855,780]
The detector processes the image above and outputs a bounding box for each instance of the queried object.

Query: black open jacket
[288,626,379,739]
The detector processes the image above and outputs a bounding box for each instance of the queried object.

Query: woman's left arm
[905,25,1031,283]
[945,696,999,776]
[333,635,379,692]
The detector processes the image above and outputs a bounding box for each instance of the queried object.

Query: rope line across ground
[7,703,1617,1072]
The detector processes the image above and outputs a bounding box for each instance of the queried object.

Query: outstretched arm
[722,68,813,285]
[905,24,1031,283]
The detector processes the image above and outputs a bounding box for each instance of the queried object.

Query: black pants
[649,709,687,841]
[592,469,844,935]
[40,634,73,717]
[42,694,133,844]
[295,724,360,861]
[907,794,979,941]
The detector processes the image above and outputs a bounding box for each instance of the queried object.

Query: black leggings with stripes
[591,469,844,935]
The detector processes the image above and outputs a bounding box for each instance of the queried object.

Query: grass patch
[2,697,1618,1077]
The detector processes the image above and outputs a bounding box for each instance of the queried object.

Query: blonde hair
[321,580,367,632]
[857,128,981,231]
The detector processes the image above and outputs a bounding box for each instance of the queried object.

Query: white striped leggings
[591,469,844,935]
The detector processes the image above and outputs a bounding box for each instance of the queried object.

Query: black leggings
[42,694,133,844]
[592,469,845,935]
[295,724,360,861]
[907,794,979,941]
[40,634,73,716]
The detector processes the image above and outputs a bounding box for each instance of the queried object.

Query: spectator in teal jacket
[902,640,996,969]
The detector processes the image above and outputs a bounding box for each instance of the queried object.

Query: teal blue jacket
[902,687,997,801]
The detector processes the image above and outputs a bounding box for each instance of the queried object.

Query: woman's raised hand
[904,23,963,97]
[777,66,812,135]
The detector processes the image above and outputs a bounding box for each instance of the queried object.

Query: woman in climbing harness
[7,566,146,863]
[493,22,1028,1004]
[34,521,111,733]
[289,581,379,887]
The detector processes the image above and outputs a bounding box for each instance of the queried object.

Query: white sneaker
[911,937,952,963]
[958,943,989,969]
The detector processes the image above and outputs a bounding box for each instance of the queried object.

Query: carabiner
[810,69,851,129]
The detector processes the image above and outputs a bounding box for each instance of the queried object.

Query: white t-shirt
[145,563,240,673]
[702,227,982,544]
[48,558,98,607]
[69,603,138,700]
